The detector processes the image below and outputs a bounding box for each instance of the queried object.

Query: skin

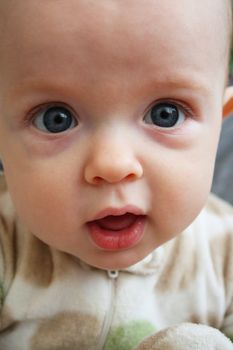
[0,0,230,269]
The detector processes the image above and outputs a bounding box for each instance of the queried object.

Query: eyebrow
[148,74,212,97]
[5,68,213,111]
[6,78,75,101]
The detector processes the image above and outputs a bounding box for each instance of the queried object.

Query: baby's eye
[33,106,78,133]
[144,102,185,128]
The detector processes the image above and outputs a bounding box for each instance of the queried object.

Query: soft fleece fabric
[136,323,233,349]
[0,174,233,350]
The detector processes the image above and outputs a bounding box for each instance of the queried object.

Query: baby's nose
[84,135,143,185]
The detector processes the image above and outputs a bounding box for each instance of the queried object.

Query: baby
[0,0,232,349]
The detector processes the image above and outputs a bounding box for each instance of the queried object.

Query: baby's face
[0,0,228,269]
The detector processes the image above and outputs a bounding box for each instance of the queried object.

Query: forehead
[0,0,226,49]
[0,0,227,94]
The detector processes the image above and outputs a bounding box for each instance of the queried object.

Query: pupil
[161,110,170,120]
[54,115,64,124]
[44,107,72,133]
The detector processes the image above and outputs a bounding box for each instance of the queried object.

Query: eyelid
[144,99,195,120]
[25,102,79,126]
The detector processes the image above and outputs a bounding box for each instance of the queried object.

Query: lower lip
[87,216,146,251]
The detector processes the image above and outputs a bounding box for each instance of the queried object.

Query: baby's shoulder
[201,193,233,239]
[205,193,233,218]
[158,195,233,294]
[183,194,233,283]
[180,194,233,260]
[201,194,233,268]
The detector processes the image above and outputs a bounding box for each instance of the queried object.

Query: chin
[88,251,146,271]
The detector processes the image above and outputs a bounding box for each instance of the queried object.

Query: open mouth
[87,213,146,251]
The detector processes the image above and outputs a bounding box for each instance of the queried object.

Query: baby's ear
[223,86,233,118]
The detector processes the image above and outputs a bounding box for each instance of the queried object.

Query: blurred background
[211,38,233,205]
[212,114,233,205]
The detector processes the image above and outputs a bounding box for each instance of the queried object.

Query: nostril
[92,176,103,185]
[125,173,138,181]
[91,172,140,185]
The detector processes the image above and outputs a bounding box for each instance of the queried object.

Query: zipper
[96,270,119,350]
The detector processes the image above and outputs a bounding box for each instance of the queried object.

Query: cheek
[148,145,216,237]
[4,163,81,242]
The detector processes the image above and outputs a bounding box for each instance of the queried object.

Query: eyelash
[24,102,77,125]
[145,99,194,119]
[144,99,197,132]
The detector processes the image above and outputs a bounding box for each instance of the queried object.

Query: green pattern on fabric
[228,335,233,343]
[104,320,155,350]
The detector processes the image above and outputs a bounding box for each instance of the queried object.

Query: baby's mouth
[87,213,147,251]
[96,213,140,231]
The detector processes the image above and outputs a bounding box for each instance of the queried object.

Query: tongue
[97,213,137,231]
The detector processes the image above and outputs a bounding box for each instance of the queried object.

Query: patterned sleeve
[220,214,233,343]
[0,179,17,316]
[202,195,233,345]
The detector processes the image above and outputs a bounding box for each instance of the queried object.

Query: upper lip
[91,205,145,221]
